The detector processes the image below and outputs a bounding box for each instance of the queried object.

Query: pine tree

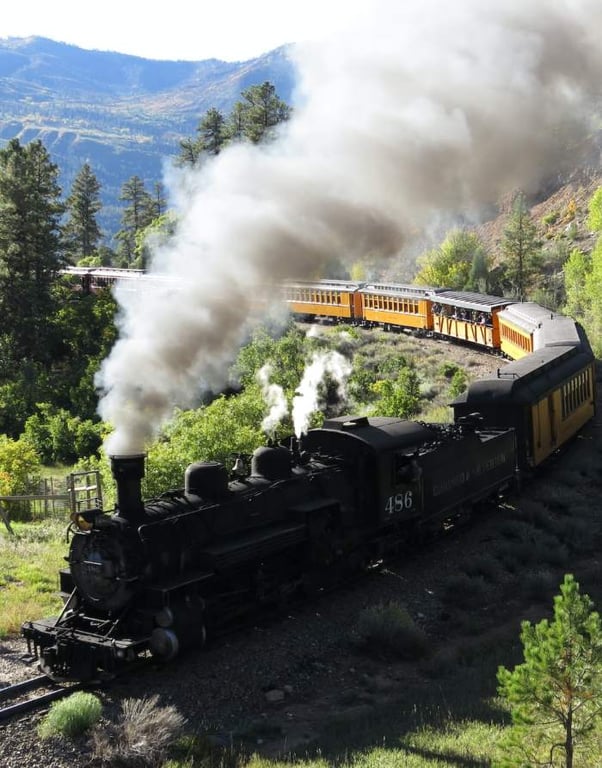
[177,82,291,168]
[150,182,167,219]
[176,136,202,167]
[226,101,247,143]
[0,139,64,364]
[0,138,65,433]
[236,81,291,144]
[198,107,227,155]
[116,175,154,265]
[501,192,541,301]
[497,574,602,768]
[63,163,103,262]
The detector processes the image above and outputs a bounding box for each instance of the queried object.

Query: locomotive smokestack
[110,455,145,521]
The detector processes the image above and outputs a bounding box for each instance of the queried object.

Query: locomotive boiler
[22,416,517,682]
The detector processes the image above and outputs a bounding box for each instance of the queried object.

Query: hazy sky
[1,1,366,62]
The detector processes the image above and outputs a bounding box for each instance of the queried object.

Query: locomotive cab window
[393,453,421,484]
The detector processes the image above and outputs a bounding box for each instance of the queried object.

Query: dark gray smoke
[97,0,602,454]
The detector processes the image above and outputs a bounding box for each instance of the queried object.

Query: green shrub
[448,368,468,398]
[354,602,429,660]
[420,404,453,423]
[38,691,102,739]
[494,543,521,574]
[542,542,570,568]
[0,435,41,495]
[419,379,440,400]
[165,733,236,768]
[446,606,488,636]
[542,210,560,226]
[23,403,103,464]
[370,367,421,418]
[439,361,461,379]
[464,555,501,583]
[495,518,535,542]
[553,517,593,553]
[587,186,602,231]
[518,499,565,537]
[535,483,582,513]
[0,434,42,521]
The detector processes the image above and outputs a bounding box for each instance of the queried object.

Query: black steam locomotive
[23,415,518,682]
[22,296,597,682]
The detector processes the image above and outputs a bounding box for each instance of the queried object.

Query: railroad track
[0,674,85,722]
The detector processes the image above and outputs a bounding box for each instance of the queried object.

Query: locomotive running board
[201,522,307,570]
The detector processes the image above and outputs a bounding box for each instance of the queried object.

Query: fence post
[0,502,15,536]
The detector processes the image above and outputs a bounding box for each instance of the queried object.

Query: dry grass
[442,572,489,611]
[354,601,430,660]
[92,695,186,767]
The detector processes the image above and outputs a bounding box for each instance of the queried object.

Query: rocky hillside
[478,166,602,262]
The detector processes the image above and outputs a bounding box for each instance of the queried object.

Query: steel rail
[0,676,84,722]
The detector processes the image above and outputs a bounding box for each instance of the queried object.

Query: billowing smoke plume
[292,351,352,438]
[97,0,602,454]
[257,363,288,437]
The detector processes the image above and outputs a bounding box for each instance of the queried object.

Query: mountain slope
[0,36,297,244]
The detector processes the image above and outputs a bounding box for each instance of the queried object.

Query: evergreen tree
[497,574,602,768]
[0,138,65,433]
[177,137,203,167]
[0,139,64,364]
[150,182,167,219]
[63,162,103,263]
[226,101,247,143]
[198,107,227,156]
[501,192,541,301]
[177,82,291,167]
[116,175,154,265]
[235,81,291,144]
[466,248,493,293]
[176,109,227,167]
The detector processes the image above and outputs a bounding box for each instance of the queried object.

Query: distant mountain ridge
[0,36,297,245]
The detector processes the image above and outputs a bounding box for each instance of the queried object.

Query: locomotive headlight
[70,512,93,532]
[70,508,103,531]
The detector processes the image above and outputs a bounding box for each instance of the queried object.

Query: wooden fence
[0,469,103,535]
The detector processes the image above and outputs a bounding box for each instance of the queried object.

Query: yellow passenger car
[359,283,437,332]
[283,280,363,321]
[432,292,512,350]
[497,302,583,359]
[452,339,596,470]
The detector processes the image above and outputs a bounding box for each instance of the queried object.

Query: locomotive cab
[302,415,436,528]
[385,452,423,520]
